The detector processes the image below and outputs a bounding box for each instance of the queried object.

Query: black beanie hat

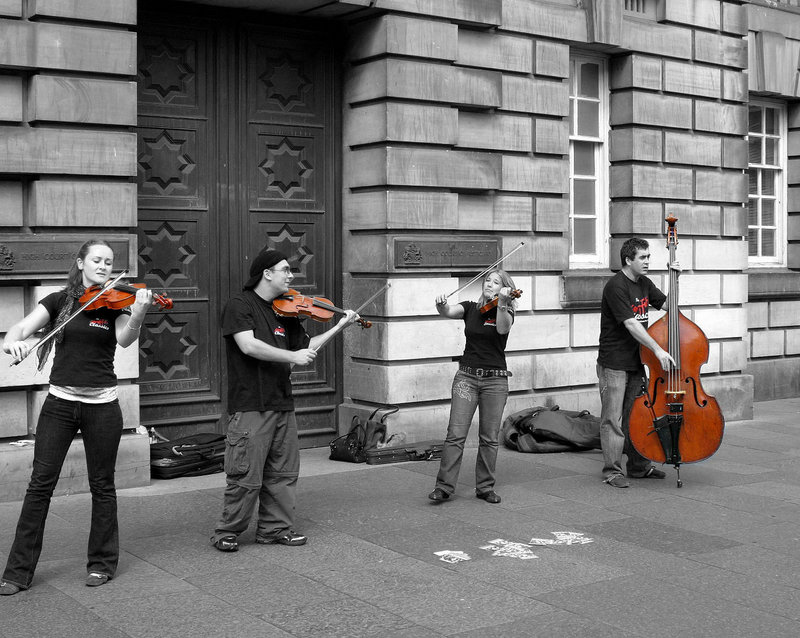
[243,249,289,290]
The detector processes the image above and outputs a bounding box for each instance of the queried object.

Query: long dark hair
[477,269,518,310]
[37,239,114,370]
[65,239,113,294]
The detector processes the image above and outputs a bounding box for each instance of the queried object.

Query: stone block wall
[743,2,800,401]
[0,1,148,487]
[339,0,758,440]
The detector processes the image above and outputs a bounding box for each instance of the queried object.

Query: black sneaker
[629,466,666,479]
[85,572,110,587]
[257,531,307,546]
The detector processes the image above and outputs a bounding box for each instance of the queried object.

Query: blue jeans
[212,410,299,544]
[597,364,652,479]
[435,371,509,495]
[2,394,123,589]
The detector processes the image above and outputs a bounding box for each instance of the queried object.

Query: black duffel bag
[150,432,226,479]
[501,405,601,453]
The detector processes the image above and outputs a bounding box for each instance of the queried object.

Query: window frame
[568,54,610,269]
[747,98,787,268]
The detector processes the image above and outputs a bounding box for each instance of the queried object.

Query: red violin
[273,288,371,329]
[79,283,173,311]
[479,289,522,314]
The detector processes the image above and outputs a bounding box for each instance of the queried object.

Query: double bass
[628,216,725,487]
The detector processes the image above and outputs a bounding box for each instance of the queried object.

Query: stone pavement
[2,398,800,638]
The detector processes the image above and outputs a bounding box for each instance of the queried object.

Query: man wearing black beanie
[211,249,357,551]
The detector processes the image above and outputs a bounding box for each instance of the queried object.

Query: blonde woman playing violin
[428,269,517,505]
[0,239,154,596]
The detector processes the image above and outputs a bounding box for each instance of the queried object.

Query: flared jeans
[435,370,509,495]
[2,394,123,589]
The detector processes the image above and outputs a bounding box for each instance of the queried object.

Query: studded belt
[458,365,512,378]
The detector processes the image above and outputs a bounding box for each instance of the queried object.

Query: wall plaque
[395,238,499,268]
[0,234,134,280]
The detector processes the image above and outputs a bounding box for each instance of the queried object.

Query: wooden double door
[135,5,341,446]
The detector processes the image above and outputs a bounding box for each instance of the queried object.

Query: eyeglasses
[269,266,293,275]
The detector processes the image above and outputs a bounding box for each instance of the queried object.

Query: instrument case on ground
[150,432,226,479]
[364,440,444,465]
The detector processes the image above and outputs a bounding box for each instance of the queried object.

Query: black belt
[459,365,512,378]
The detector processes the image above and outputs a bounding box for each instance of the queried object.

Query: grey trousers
[597,364,652,478]
[212,410,299,543]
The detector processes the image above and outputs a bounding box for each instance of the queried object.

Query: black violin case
[365,440,444,465]
[150,432,226,479]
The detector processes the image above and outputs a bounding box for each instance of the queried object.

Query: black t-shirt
[222,290,310,413]
[597,271,666,371]
[458,301,512,370]
[39,291,126,387]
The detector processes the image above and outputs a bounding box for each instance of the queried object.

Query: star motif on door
[139,41,195,102]
[259,56,310,110]
[139,222,195,288]
[139,315,197,379]
[258,137,313,198]
[264,225,313,279]
[138,130,196,195]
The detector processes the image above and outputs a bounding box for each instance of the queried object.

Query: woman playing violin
[0,239,154,595]
[428,269,517,505]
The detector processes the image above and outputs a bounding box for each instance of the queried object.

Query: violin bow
[310,282,391,352]
[445,242,525,300]
[352,282,391,317]
[10,270,129,367]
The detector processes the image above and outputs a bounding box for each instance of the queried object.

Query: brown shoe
[476,490,501,504]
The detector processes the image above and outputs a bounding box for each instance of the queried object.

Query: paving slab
[1,399,800,637]
[537,575,800,637]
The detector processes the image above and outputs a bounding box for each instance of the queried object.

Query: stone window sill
[747,270,800,301]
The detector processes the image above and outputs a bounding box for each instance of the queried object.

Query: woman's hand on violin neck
[291,348,317,366]
[498,287,513,301]
[131,288,155,315]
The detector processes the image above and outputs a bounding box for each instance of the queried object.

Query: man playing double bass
[597,238,680,488]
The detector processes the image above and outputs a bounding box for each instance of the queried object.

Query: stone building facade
[0,0,799,498]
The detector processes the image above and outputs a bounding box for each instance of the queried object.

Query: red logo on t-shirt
[89,318,110,330]
[274,326,286,338]
[483,318,497,327]
[631,296,649,322]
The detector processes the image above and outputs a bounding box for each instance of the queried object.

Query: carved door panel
[136,10,340,445]
[241,26,340,447]
[137,20,221,436]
